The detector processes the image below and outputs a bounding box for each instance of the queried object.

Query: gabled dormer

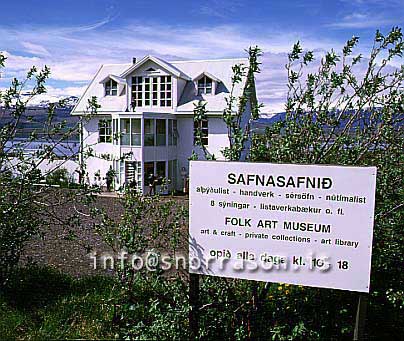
[120,55,191,111]
[99,75,126,97]
[193,72,221,96]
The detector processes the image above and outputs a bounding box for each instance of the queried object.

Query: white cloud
[327,13,396,29]
[0,19,390,113]
[1,51,42,71]
[196,0,245,19]
[21,42,50,56]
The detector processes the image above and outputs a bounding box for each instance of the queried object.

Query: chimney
[132,57,137,64]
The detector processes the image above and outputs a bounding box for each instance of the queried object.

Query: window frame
[131,75,172,108]
[105,79,118,96]
[144,119,155,146]
[156,119,167,146]
[193,118,208,146]
[98,119,112,143]
[197,76,213,95]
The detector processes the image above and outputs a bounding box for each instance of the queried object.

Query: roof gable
[193,71,221,83]
[120,55,191,80]
[99,74,126,84]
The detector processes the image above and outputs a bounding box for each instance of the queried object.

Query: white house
[71,55,255,193]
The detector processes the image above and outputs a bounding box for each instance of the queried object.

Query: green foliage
[193,100,216,160]
[113,273,189,340]
[249,27,404,338]
[193,47,263,162]
[0,170,42,284]
[0,52,98,285]
[92,188,189,339]
[222,46,263,161]
[0,266,115,340]
[46,167,70,186]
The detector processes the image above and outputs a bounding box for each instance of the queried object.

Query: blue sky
[0,0,403,112]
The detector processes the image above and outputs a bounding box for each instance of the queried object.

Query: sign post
[354,293,369,340]
[189,273,200,339]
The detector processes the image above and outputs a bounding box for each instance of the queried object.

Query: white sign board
[189,161,377,292]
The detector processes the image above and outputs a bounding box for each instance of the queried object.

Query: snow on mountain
[15,92,79,107]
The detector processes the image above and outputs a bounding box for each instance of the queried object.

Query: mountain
[0,91,79,108]
[20,92,79,108]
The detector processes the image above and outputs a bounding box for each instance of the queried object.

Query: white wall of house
[73,55,254,193]
[83,117,115,185]
[6,157,80,182]
[176,116,229,173]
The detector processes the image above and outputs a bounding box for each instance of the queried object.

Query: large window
[156,119,166,146]
[98,119,112,143]
[105,79,118,96]
[120,119,130,145]
[194,119,208,146]
[119,118,141,146]
[197,76,212,95]
[131,76,172,108]
[131,119,141,146]
[144,119,155,146]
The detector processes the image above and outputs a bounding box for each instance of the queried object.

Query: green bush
[45,167,70,186]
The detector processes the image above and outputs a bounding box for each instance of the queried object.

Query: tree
[0,54,98,285]
[249,28,404,338]
[192,28,403,339]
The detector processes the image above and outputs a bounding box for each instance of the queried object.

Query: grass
[0,266,116,340]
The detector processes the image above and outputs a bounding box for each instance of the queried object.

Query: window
[168,119,177,146]
[144,162,154,185]
[105,79,118,96]
[152,77,158,106]
[173,120,177,145]
[144,119,155,146]
[168,159,177,188]
[194,119,208,146]
[118,118,141,146]
[131,76,143,108]
[156,119,166,146]
[156,161,166,180]
[160,76,172,107]
[197,76,212,95]
[168,120,173,146]
[98,119,112,143]
[131,76,172,108]
[131,119,141,146]
[144,77,151,106]
[112,119,118,144]
[120,119,130,145]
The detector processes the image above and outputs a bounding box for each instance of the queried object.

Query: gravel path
[21,193,189,278]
